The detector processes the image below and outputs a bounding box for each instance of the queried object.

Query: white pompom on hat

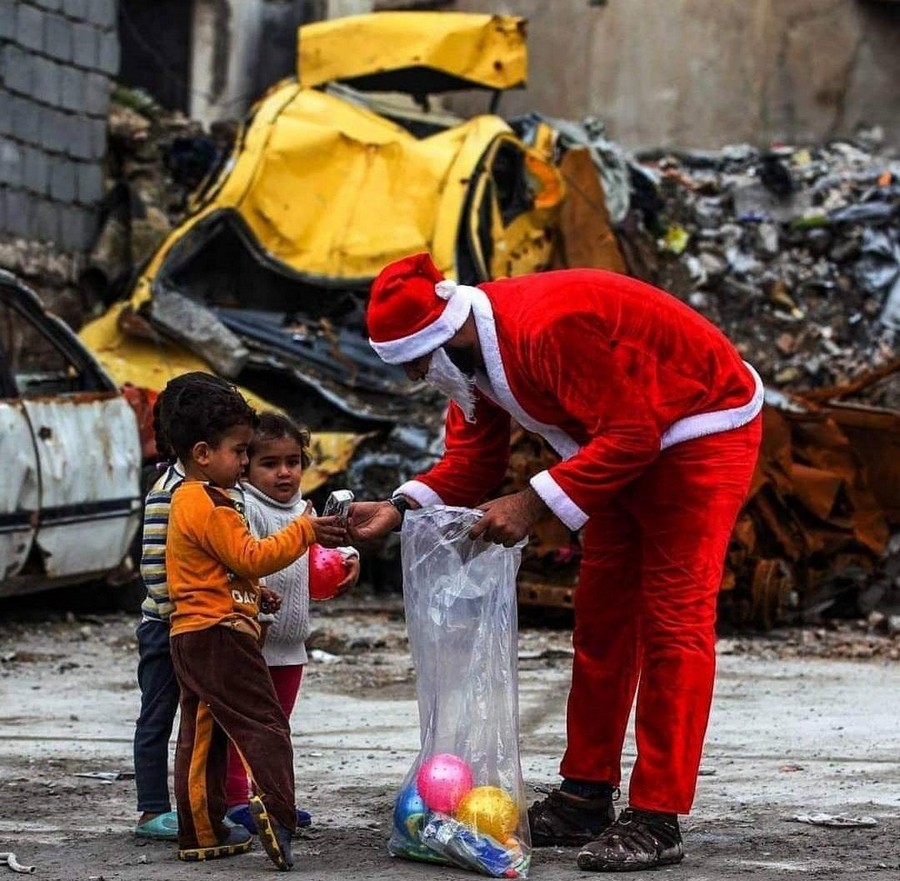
[367,253,472,364]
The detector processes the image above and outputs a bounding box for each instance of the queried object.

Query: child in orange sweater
[160,376,345,871]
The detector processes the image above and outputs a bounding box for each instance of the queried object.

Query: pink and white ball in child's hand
[308,544,347,601]
[416,753,474,813]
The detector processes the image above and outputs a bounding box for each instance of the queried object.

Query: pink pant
[560,417,761,814]
[226,664,304,807]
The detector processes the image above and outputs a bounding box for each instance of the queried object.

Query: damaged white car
[0,272,143,601]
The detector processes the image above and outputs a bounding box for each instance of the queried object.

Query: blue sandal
[227,804,311,835]
[134,811,179,841]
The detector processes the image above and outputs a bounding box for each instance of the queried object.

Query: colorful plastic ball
[393,783,426,840]
[416,753,474,813]
[455,786,519,841]
[308,544,347,601]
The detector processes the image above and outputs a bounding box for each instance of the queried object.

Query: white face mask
[425,347,477,423]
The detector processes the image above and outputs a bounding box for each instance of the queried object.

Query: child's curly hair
[249,411,312,469]
[156,372,257,463]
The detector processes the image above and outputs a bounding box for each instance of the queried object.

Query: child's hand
[312,515,348,548]
[335,557,360,598]
[259,587,282,615]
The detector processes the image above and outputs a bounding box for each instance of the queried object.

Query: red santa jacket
[396,269,763,530]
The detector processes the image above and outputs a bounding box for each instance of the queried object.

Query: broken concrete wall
[189,0,325,128]
[449,0,900,151]
[0,0,120,252]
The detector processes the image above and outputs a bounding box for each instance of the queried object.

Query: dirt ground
[1,591,899,881]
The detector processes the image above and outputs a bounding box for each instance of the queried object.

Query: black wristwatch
[388,495,413,530]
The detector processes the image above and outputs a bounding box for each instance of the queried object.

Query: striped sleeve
[139,467,182,621]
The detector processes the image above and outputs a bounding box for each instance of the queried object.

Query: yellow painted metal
[119,83,513,301]
[297,12,527,92]
[78,304,365,494]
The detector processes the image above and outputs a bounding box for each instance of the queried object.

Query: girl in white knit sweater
[225,412,359,832]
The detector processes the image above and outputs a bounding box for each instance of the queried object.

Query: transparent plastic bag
[389,507,531,878]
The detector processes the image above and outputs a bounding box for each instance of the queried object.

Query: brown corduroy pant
[170,625,297,849]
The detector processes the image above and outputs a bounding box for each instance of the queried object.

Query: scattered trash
[778,764,805,773]
[309,649,342,665]
[0,853,35,874]
[73,771,135,782]
[792,813,878,828]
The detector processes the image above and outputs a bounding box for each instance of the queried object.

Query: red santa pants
[560,415,761,814]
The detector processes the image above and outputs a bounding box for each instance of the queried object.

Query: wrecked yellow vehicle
[81,12,564,423]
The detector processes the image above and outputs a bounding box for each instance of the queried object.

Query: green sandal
[134,811,179,841]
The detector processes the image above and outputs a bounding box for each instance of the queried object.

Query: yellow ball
[454,786,518,841]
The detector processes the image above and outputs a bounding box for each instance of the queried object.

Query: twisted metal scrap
[0,853,35,874]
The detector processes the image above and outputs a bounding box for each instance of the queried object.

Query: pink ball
[308,544,347,601]
[416,753,474,813]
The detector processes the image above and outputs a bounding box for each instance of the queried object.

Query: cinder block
[16,3,45,52]
[36,0,65,11]
[32,196,60,243]
[11,95,40,146]
[88,115,106,159]
[67,114,92,159]
[40,106,74,153]
[0,137,23,187]
[23,145,50,194]
[33,56,62,107]
[71,20,97,69]
[86,0,116,29]
[1,44,34,96]
[59,201,97,251]
[49,155,76,201]
[84,70,109,117]
[5,187,33,237]
[0,0,17,40]
[44,13,73,62]
[0,90,11,136]
[75,160,103,204]
[63,0,88,19]
[60,65,85,111]
[96,28,119,75]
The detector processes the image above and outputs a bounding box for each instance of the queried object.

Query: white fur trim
[394,480,444,507]
[436,279,457,300]
[469,288,580,460]
[659,362,764,449]
[530,470,589,531]
[369,285,474,364]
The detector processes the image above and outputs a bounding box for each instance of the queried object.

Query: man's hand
[347,500,402,542]
[310,514,348,547]
[469,488,548,547]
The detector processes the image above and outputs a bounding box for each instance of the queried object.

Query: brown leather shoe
[577,807,684,871]
[527,786,617,847]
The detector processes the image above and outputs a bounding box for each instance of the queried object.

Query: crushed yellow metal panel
[116,81,551,303]
[78,303,364,495]
[298,12,527,92]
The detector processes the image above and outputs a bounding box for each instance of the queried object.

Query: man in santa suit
[349,253,763,872]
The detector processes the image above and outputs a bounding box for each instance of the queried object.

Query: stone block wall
[0,0,119,253]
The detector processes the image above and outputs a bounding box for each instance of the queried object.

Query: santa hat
[367,253,472,364]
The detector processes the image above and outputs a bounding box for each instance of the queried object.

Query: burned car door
[0,330,39,582]
[0,274,142,590]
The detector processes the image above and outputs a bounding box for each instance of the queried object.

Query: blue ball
[394,783,427,840]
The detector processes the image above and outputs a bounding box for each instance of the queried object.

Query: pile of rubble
[626,130,900,406]
[77,92,900,629]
